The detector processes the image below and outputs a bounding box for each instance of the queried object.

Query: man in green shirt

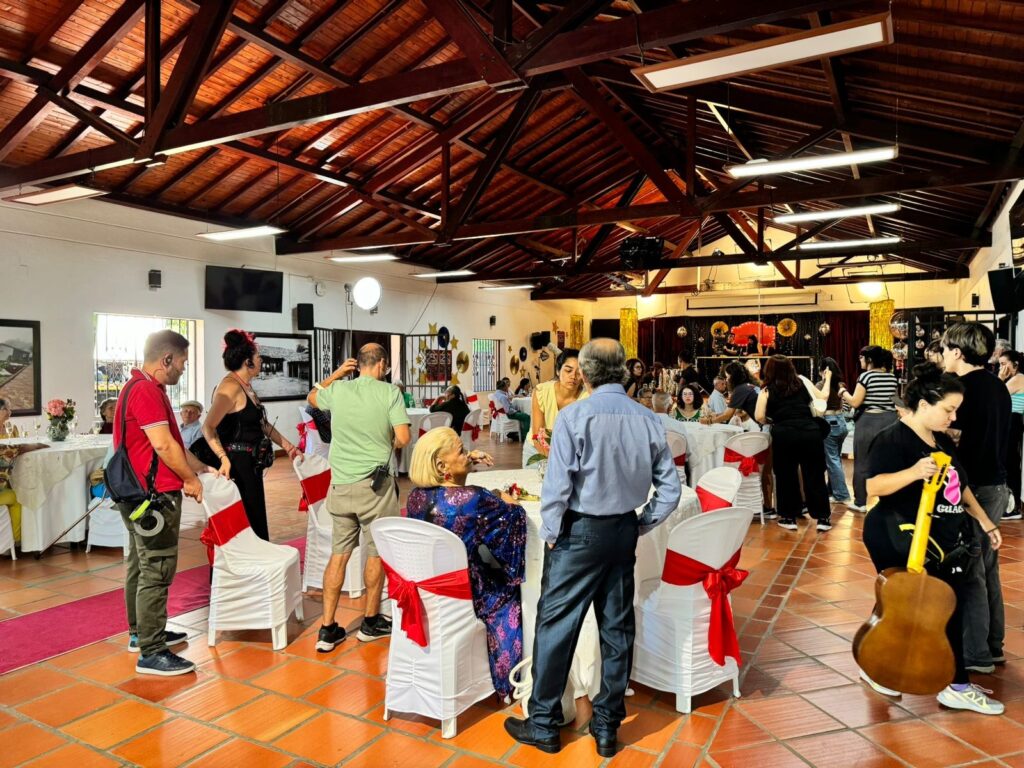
[307,343,411,650]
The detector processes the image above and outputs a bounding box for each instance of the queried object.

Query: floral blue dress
[405,485,527,697]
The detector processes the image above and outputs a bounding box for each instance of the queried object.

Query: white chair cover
[371,517,493,738]
[305,427,331,461]
[461,409,483,451]
[0,503,16,559]
[464,391,481,412]
[695,467,743,513]
[723,432,771,523]
[200,474,303,650]
[86,497,128,557]
[180,496,206,530]
[632,506,750,713]
[292,455,365,595]
[487,395,519,443]
[665,430,689,486]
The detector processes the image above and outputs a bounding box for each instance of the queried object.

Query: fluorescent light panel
[774,202,900,224]
[727,146,897,178]
[413,270,474,278]
[329,253,399,263]
[481,284,535,291]
[633,13,893,92]
[196,225,287,241]
[798,236,901,251]
[3,183,108,205]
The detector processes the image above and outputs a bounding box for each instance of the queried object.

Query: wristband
[984,526,997,535]
[314,382,325,391]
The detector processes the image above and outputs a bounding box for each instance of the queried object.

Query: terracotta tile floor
[1,432,1022,766]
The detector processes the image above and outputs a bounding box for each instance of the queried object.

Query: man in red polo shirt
[114,330,210,676]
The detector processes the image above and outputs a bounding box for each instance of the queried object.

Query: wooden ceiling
[0,0,1022,299]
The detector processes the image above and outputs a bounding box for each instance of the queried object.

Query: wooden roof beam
[507,0,615,69]
[421,0,524,89]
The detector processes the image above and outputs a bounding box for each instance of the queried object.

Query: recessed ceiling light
[774,202,900,224]
[797,236,901,251]
[412,270,475,278]
[196,225,287,241]
[480,284,535,291]
[329,253,399,263]
[633,13,893,92]
[727,146,897,178]
[3,183,108,205]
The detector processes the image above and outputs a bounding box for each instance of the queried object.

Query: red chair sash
[200,499,250,565]
[380,559,473,647]
[661,548,748,666]
[296,421,309,453]
[722,447,769,476]
[462,421,480,440]
[300,469,331,508]
[673,452,688,467]
[696,486,730,512]
[419,426,428,438]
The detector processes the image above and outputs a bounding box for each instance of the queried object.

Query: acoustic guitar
[852,451,956,695]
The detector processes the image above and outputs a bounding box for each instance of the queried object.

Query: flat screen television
[204,266,283,313]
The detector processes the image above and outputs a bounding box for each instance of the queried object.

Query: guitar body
[852,567,956,695]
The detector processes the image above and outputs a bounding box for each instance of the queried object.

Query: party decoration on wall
[569,314,584,348]
[889,310,908,340]
[519,346,528,361]
[620,307,638,359]
[676,326,688,338]
[508,345,513,354]
[456,351,470,372]
[428,323,438,334]
[777,318,797,337]
[893,341,908,360]
[931,330,942,340]
[818,321,831,336]
[711,321,729,338]
[869,300,895,350]
[451,373,460,385]
[731,320,776,347]
[437,326,451,349]
[451,337,459,349]
[418,338,427,352]
[418,372,428,384]
[424,349,452,382]
[556,330,566,349]
[915,325,926,337]
[697,336,705,343]
[510,357,519,374]
[803,333,813,341]
[915,339,926,350]
[552,321,559,334]
[539,350,550,362]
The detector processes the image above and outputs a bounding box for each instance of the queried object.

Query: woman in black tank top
[202,330,303,540]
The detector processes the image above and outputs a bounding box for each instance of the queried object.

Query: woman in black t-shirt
[861,364,1003,714]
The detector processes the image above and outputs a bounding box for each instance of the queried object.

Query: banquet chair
[665,431,689,486]
[85,497,129,557]
[695,467,743,513]
[487,396,519,443]
[465,391,481,412]
[418,411,452,438]
[292,455,365,595]
[371,517,493,738]
[0,503,16,559]
[722,432,771,524]
[200,474,303,650]
[305,427,331,461]
[461,409,483,451]
[632,506,750,713]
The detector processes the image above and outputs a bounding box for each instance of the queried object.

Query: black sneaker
[816,518,833,532]
[1002,509,1022,521]
[357,614,392,642]
[316,622,347,652]
[128,629,189,653]
[762,507,778,520]
[777,518,798,531]
[136,649,196,677]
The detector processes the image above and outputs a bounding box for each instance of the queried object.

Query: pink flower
[46,399,66,418]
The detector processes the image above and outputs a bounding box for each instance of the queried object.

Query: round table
[511,396,532,415]
[675,421,743,485]
[397,408,437,474]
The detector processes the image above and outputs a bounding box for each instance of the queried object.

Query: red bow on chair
[462,421,480,440]
[673,453,688,467]
[379,559,473,647]
[696,486,730,512]
[419,426,428,438]
[661,548,748,666]
[200,500,250,565]
[296,421,309,453]
[723,447,769,476]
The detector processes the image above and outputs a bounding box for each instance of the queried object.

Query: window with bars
[94,314,201,417]
[472,338,501,392]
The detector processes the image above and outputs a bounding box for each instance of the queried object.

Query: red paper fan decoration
[731,320,776,347]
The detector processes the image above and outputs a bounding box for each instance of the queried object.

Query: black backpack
[104,378,158,505]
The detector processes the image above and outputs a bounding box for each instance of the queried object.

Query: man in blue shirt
[491,377,530,441]
[504,339,681,757]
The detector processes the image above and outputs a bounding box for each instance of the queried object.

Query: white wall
[0,198,592,443]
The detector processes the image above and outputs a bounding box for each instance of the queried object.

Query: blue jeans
[823,415,851,502]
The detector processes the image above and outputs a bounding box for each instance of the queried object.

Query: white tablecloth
[676,422,742,485]
[466,467,700,699]
[8,434,112,552]
[512,397,532,415]
[398,408,433,474]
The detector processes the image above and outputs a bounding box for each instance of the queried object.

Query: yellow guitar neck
[907,451,951,574]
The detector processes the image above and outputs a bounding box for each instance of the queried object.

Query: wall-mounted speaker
[148,269,161,290]
[530,331,551,350]
[489,315,496,327]
[297,302,314,330]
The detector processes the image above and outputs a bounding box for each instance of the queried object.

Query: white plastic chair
[461,409,483,451]
[488,396,519,443]
[723,432,771,524]
[371,517,493,738]
[695,467,743,513]
[85,497,129,557]
[0,503,16,559]
[632,507,750,713]
[465,391,481,412]
[200,474,303,650]
[418,411,453,436]
[665,430,689,487]
[292,455,365,595]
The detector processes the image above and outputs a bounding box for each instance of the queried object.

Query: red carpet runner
[0,537,306,675]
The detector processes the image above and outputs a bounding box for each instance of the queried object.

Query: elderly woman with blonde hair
[406,427,527,699]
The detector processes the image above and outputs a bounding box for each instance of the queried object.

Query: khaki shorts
[325,477,398,558]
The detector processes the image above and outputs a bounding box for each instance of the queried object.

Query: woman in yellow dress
[524,349,587,467]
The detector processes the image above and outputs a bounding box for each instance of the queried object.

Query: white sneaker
[846,502,866,513]
[859,668,901,698]
[937,684,1004,715]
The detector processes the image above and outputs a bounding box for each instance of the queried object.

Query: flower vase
[47,421,69,442]
[536,459,547,481]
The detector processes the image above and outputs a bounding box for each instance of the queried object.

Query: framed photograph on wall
[0,319,41,416]
[251,332,312,402]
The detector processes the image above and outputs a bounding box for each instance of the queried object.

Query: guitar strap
[897,523,946,563]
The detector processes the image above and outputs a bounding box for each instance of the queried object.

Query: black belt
[566,509,636,520]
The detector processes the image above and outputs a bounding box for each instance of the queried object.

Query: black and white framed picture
[0,319,41,416]
[251,332,312,402]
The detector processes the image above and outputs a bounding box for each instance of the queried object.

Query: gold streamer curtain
[869,300,895,350]
[569,315,584,349]
[620,308,638,359]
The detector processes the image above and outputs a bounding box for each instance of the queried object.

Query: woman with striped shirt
[841,346,899,512]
